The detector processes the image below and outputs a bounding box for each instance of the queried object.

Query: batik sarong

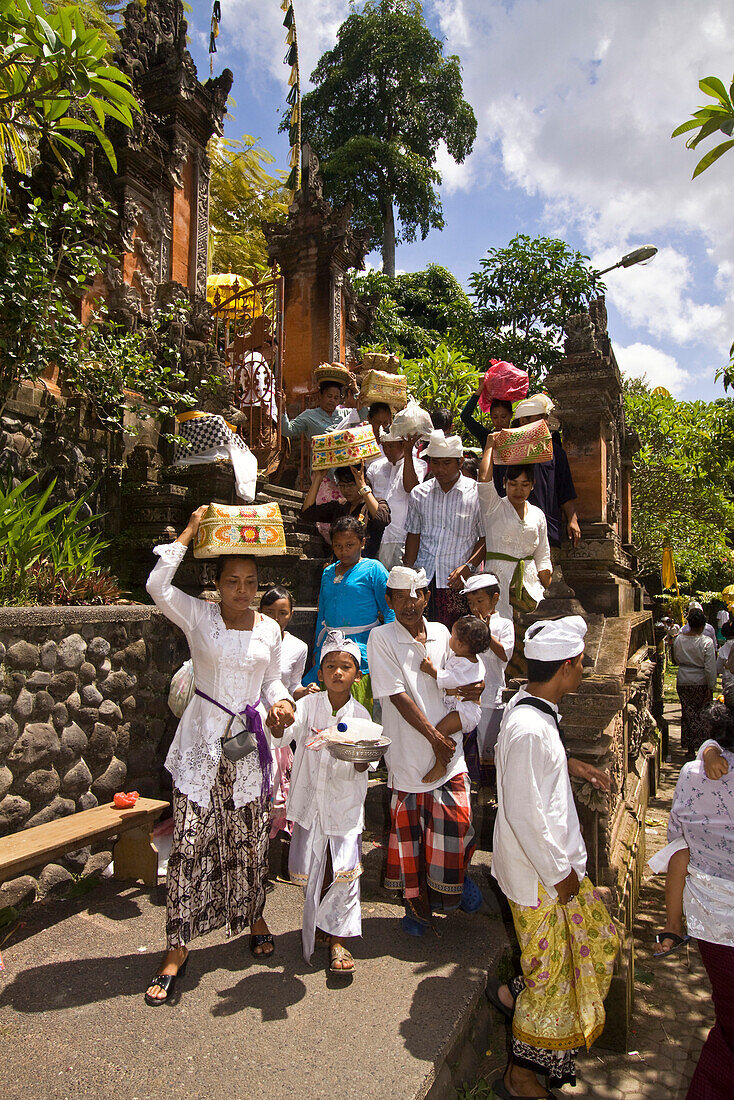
[166,754,271,948]
[677,684,713,753]
[429,581,468,630]
[385,771,475,905]
[508,877,619,1087]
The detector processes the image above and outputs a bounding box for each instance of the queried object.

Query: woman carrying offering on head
[301,464,391,560]
[454,433,552,621]
[673,606,717,756]
[301,515,395,708]
[143,507,296,1006]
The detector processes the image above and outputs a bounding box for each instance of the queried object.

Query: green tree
[353,264,476,358]
[624,379,734,592]
[400,342,480,434]
[672,73,734,178]
[298,0,476,276]
[0,0,138,193]
[467,234,605,389]
[208,137,289,279]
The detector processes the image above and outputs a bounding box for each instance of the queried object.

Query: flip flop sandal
[654,931,691,958]
[485,977,514,1019]
[404,896,432,926]
[329,943,355,973]
[401,913,428,937]
[459,873,484,913]
[491,1076,558,1100]
[250,932,276,957]
[144,955,188,1007]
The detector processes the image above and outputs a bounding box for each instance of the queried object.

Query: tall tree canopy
[208,137,289,280]
[624,380,734,592]
[353,264,475,358]
[298,0,476,276]
[467,234,605,388]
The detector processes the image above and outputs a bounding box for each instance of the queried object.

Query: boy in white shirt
[463,574,515,769]
[419,614,489,783]
[275,630,372,973]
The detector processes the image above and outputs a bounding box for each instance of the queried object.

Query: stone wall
[0,605,188,904]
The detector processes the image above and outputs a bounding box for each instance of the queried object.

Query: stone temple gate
[0,0,662,1055]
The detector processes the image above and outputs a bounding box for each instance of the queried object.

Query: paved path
[0,841,507,1100]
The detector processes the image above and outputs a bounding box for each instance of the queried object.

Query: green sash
[485,551,535,608]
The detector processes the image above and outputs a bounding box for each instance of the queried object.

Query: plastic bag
[477,360,529,413]
[390,399,434,440]
[168,659,195,718]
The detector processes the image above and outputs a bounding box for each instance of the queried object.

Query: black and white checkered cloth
[173,414,248,463]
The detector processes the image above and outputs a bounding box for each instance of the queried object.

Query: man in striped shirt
[404,430,485,629]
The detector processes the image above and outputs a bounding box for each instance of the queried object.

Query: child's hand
[420,656,436,677]
[703,744,729,780]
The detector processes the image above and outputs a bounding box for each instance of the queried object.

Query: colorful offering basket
[493,419,553,465]
[359,369,408,410]
[311,423,382,470]
[193,502,287,558]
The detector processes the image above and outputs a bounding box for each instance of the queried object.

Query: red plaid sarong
[385,772,475,899]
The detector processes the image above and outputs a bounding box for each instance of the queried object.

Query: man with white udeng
[487,616,619,1099]
[367,426,426,569]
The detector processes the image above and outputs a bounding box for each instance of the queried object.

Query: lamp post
[598,245,657,277]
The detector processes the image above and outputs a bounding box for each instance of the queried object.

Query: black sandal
[485,977,514,1019]
[654,930,691,958]
[144,954,188,1006]
[491,1076,558,1100]
[250,932,275,957]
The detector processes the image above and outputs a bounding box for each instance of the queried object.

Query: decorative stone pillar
[544,299,643,617]
[264,144,371,405]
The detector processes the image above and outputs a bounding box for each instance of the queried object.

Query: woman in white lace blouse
[143,506,295,1006]
[455,433,552,620]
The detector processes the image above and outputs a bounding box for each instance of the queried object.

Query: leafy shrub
[400,342,481,439]
[0,474,119,605]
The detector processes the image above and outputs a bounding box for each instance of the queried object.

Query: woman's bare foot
[505,1062,553,1097]
[145,946,188,1002]
[251,915,274,955]
[329,936,354,971]
[422,757,446,784]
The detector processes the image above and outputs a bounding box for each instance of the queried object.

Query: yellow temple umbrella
[206,268,260,318]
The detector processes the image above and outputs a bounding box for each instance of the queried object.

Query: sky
[185,0,734,402]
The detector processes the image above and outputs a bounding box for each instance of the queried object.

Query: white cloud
[216,0,350,94]
[430,0,734,355]
[616,343,691,395]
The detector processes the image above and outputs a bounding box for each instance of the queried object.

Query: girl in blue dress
[302,515,394,710]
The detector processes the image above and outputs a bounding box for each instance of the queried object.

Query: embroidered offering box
[359,369,408,410]
[311,424,382,470]
[193,503,287,558]
[493,420,553,465]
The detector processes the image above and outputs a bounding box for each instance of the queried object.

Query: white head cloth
[424,429,464,458]
[513,393,555,420]
[320,629,362,667]
[688,600,703,611]
[380,425,404,444]
[463,573,500,593]
[386,565,429,597]
[524,615,587,661]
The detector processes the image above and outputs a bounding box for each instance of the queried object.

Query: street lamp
[598,245,657,276]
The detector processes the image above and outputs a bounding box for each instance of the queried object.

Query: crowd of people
[140,380,733,1100]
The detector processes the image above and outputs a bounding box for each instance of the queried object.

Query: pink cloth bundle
[477,359,529,413]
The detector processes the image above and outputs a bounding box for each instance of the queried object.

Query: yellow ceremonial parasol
[206,268,261,319]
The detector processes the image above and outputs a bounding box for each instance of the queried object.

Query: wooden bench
[0,797,170,888]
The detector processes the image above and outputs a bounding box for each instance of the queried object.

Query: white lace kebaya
[146,541,293,809]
